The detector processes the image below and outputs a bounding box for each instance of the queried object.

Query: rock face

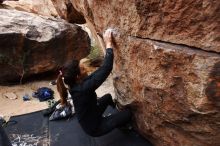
[51,0,86,24]
[71,0,220,53]
[113,36,220,146]
[3,0,58,17]
[3,0,86,24]
[0,9,90,84]
[68,0,220,146]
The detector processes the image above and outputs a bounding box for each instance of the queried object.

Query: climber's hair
[56,60,80,105]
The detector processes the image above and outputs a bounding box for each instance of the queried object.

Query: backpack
[33,87,54,102]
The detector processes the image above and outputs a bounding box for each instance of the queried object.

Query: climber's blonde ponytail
[57,74,68,106]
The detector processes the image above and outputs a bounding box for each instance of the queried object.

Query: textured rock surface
[3,0,58,17]
[69,0,220,146]
[0,9,90,84]
[71,0,220,53]
[51,0,85,24]
[113,35,220,146]
[3,0,86,24]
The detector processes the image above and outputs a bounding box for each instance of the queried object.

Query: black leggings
[91,94,132,137]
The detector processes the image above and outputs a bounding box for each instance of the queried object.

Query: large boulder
[3,0,58,17]
[113,35,220,146]
[68,0,220,146]
[0,9,90,84]
[50,0,86,24]
[3,0,86,24]
[71,0,220,53]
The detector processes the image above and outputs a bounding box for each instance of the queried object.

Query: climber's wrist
[106,42,113,49]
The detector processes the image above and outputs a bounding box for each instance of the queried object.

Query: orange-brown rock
[51,0,85,24]
[3,0,58,17]
[3,0,85,24]
[69,0,220,146]
[113,35,220,146]
[0,9,90,84]
[71,0,220,53]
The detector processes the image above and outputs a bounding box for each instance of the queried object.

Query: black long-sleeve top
[69,48,113,134]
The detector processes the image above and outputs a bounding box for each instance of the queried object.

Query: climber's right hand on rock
[103,29,113,49]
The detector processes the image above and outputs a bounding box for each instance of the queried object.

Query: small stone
[49,80,57,86]
[3,92,17,100]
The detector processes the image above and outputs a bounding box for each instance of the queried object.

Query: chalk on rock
[103,28,119,37]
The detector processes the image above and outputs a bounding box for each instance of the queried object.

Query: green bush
[87,45,102,60]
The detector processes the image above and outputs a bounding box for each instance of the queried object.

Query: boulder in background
[0,9,90,84]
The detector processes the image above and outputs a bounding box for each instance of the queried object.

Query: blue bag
[33,87,54,102]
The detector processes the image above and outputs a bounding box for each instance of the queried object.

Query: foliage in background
[87,45,102,60]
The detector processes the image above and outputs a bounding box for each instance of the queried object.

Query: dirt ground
[0,75,115,120]
[0,80,58,118]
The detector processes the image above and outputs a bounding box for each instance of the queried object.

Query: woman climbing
[56,29,132,137]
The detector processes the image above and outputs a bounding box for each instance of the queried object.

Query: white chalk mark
[10,133,47,146]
